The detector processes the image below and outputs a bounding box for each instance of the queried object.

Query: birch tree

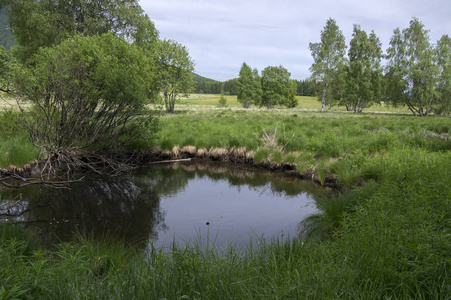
[344,25,383,113]
[309,18,347,112]
[386,18,438,116]
[435,35,451,114]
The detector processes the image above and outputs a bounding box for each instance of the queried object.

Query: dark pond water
[0,161,322,250]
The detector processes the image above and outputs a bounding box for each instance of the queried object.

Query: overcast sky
[140,0,451,81]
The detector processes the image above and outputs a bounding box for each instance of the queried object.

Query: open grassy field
[178,94,323,109]
[1,98,450,298]
[177,93,412,114]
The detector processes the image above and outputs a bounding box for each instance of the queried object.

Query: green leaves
[155,39,195,113]
[237,62,261,108]
[386,18,439,116]
[2,0,158,64]
[343,25,383,113]
[260,65,292,108]
[435,35,451,114]
[13,34,158,154]
[309,18,347,112]
[0,45,16,92]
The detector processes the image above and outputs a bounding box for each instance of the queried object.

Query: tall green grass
[0,111,40,168]
[1,107,450,298]
[156,109,450,185]
[0,135,39,168]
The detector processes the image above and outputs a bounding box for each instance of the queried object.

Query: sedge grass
[0,135,39,168]
[156,108,450,186]
[0,111,40,168]
[0,104,450,299]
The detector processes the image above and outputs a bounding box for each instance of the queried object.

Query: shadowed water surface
[0,161,322,250]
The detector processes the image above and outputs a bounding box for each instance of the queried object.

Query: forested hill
[192,73,217,83]
[193,73,224,94]
[0,8,16,51]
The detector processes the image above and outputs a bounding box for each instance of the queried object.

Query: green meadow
[177,94,412,113]
[1,96,451,298]
[177,94,321,109]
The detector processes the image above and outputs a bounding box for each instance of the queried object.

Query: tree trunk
[321,84,327,112]
[406,99,418,116]
[163,91,171,113]
[169,95,175,113]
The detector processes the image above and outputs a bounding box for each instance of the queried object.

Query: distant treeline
[194,75,317,97]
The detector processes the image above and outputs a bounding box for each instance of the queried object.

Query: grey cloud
[141,0,451,81]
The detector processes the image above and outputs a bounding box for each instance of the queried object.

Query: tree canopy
[259,65,292,108]
[155,39,195,113]
[0,45,15,92]
[342,25,383,113]
[222,78,238,95]
[0,0,158,63]
[385,18,438,116]
[435,35,451,115]
[237,63,261,108]
[13,33,157,156]
[309,18,347,112]
[0,8,16,51]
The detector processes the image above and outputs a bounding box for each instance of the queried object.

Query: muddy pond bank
[146,145,338,188]
[0,145,338,190]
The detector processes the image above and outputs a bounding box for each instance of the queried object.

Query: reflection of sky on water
[1,161,321,251]
[150,171,318,250]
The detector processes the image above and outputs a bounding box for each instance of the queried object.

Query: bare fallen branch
[0,172,83,190]
[148,158,191,164]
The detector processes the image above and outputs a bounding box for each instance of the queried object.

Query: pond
[0,161,323,251]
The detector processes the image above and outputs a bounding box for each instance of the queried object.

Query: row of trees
[236,63,297,108]
[195,81,222,94]
[0,0,195,170]
[296,79,317,97]
[195,76,317,97]
[310,17,451,116]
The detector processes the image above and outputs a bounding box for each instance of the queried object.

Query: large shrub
[13,33,159,157]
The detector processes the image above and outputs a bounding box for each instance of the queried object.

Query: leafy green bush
[13,33,159,155]
[218,95,228,107]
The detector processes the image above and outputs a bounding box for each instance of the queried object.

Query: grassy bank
[1,102,450,298]
[157,109,450,186]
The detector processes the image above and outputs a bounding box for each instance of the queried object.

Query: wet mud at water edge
[0,160,325,251]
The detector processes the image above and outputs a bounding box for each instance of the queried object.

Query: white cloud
[140,0,451,81]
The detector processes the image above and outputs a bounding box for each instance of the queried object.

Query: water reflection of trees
[1,160,321,249]
[143,161,323,198]
[1,176,166,249]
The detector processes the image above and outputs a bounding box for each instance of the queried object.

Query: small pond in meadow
[0,161,323,250]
